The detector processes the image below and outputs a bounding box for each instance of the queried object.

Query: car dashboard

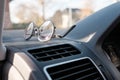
[3,39,108,80]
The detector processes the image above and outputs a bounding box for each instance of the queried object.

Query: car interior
[1,0,120,80]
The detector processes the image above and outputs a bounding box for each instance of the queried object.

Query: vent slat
[35,50,77,59]
[50,62,91,75]
[31,46,72,54]
[46,58,105,80]
[54,67,95,80]
[28,44,80,62]
[76,72,98,80]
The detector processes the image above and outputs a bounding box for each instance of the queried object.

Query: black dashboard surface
[6,39,111,80]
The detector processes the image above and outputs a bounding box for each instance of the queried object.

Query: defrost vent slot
[45,58,105,80]
[28,44,80,62]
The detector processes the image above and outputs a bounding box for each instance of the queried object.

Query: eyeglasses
[24,21,55,42]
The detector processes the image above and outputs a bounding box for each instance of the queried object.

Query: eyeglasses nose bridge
[34,27,39,35]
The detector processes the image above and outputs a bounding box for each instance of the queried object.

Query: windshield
[3,0,117,43]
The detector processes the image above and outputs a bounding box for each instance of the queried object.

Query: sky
[9,0,117,23]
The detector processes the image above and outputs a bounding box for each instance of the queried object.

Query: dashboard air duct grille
[28,44,80,62]
[46,58,105,80]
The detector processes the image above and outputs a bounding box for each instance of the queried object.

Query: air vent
[28,44,80,62]
[45,58,105,80]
